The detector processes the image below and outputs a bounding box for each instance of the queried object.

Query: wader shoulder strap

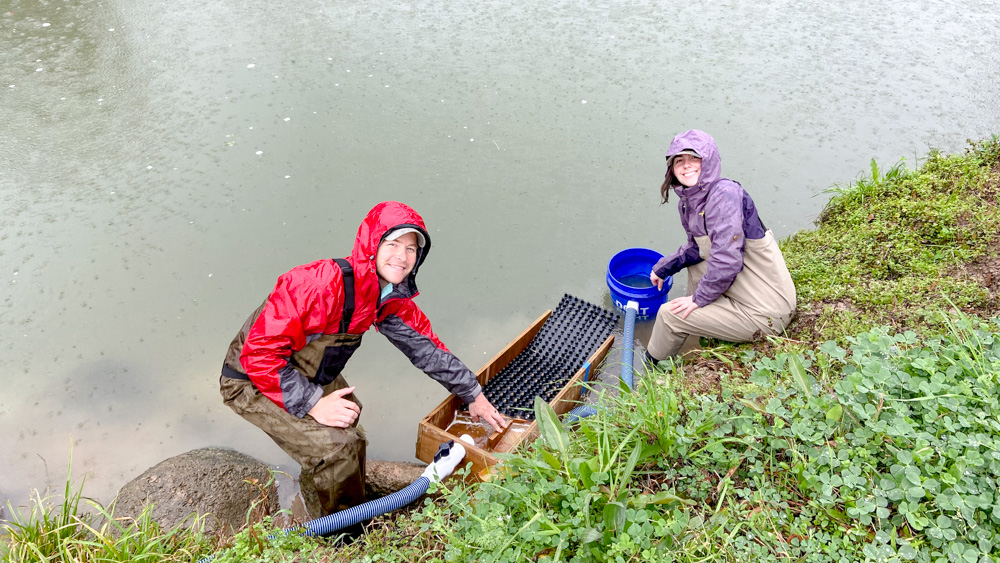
[333,258,355,333]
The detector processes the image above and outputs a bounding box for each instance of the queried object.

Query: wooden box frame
[415,310,615,480]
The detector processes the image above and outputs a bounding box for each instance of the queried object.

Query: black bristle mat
[473,294,618,421]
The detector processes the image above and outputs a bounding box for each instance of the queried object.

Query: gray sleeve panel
[377,315,483,403]
[279,365,324,418]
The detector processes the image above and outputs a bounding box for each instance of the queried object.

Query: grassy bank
[784,138,1000,342]
[3,136,999,562]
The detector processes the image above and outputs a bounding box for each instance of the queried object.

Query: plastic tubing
[564,301,638,424]
[197,436,471,563]
[620,299,637,390]
[302,476,429,537]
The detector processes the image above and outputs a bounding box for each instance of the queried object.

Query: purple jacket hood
[665,129,722,193]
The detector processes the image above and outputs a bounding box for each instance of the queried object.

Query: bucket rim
[607,247,667,291]
[605,270,671,298]
[608,247,663,264]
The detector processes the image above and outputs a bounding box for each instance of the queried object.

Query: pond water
[2,0,998,509]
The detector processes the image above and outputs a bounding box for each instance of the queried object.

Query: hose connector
[421,434,473,482]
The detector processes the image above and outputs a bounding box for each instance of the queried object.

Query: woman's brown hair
[659,172,673,204]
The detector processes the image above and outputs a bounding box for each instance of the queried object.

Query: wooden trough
[415,310,615,481]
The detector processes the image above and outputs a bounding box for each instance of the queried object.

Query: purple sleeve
[691,183,746,307]
[653,239,701,279]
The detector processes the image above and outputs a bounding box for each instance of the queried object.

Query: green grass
[1,458,214,562]
[782,135,1000,343]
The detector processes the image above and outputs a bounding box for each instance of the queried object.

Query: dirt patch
[677,358,725,396]
[786,300,864,341]
[950,241,1000,317]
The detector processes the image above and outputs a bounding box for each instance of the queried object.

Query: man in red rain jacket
[220,201,505,516]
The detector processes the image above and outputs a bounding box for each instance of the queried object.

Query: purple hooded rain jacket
[652,129,766,308]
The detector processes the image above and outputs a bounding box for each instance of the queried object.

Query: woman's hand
[650,271,665,291]
[666,295,699,319]
[307,386,361,428]
[469,393,508,433]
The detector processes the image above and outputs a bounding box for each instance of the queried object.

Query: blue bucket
[606,248,672,321]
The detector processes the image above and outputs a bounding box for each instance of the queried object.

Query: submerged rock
[113,447,277,535]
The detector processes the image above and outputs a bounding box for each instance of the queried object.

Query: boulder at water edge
[364,459,426,499]
[114,447,277,534]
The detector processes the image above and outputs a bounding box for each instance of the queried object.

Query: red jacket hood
[350,201,432,295]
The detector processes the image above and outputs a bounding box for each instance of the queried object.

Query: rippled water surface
[2,0,998,507]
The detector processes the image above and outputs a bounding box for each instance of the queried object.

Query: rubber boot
[642,349,659,367]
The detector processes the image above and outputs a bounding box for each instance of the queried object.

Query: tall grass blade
[788,354,812,399]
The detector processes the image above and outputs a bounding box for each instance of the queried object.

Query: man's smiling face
[375,231,418,285]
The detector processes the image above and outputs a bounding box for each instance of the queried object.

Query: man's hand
[650,271,665,291]
[665,295,699,319]
[307,386,361,428]
[469,393,508,433]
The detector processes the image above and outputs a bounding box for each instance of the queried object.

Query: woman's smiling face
[672,153,702,187]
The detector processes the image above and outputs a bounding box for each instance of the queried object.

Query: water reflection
[1,0,998,509]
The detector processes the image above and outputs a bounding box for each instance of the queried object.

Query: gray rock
[113,447,277,535]
[365,459,426,499]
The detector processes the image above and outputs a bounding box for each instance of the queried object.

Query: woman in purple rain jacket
[646,129,796,360]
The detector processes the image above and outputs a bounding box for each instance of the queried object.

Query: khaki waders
[220,372,367,517]
[647,230,796,359]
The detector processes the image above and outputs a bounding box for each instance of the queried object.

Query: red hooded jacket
[221,201,483,418]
